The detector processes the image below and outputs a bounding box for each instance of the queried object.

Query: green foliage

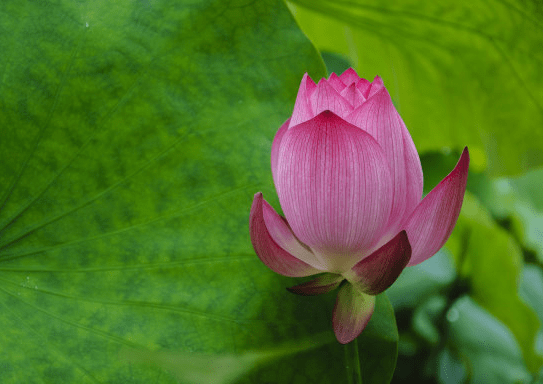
[520,265,543,332]
[387,250,456,311]
[2,0,542,382]
[446,193,542,374]
[0,1,399,382]
[477,168,543,263]
[121,333,333,384]
[520,264,543,360]
[443,296,533,383]
[288,0,543,176]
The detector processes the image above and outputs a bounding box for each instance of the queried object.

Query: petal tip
[302,72,315,84]
[249,193,319,277]
[341,67,359,77]
[250,192,264,216]
[404,147,470,266]
[460,146,470,166]
[448,146,470,182]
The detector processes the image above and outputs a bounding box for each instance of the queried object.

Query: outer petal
[287,273,344,296]
[404,148,470,266]
[250,193,322,277]
[340,83,366,108]
[356,78,371,99]
[343,231,411,295]
[290,73,317,128]
[333,283,376,344]
[310,79,353,119]
[345,87,423,235]
[367,76,385,99]
[275,111,393,272]
[339,67,360,87]
[271,118,290,184]
[261,195,323,269]
[327,72,347,93]
[401,118,424,223]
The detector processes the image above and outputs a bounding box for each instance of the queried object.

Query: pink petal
[356,78,372,99]
[261,196,324,269]
[401,119,424,224]
[290,73,317,128]
[345,87,423,236]
[250,193,322,277]
[327,73,347,93]
[271,118,290,184]
[287,273,344,296]
[275,111,393,272]
[333,283,375,344]
[340,83,366,108]
[367,76,385,99]
[310,79,353,119]
[343,231,411,295]
[404,148,470,266]
[339,68,360,87]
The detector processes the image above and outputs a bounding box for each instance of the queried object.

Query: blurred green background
[0,0,541,383]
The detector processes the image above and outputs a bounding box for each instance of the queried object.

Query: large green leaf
[0,1,399,382]
[441,296,533,384]
[122,294,398,384]
[120,332,335,384]
[445,193,543,374]
[288,0,543,176]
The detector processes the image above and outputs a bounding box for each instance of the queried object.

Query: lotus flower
[249,68,469,344]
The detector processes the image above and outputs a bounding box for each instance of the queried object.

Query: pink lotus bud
[250,68,469,344]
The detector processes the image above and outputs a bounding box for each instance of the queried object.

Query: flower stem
[344,338,363,384]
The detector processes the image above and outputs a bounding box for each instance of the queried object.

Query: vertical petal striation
[404,148,470,266]
[290,73,317,128]
[333,283,376,344]
[346,87,423,236]
[275,111,393,272]
[250,193,322,276]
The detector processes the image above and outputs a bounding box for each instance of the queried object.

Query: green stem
[344,338,363,384]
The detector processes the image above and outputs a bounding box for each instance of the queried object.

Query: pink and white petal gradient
[250,193,322,277]
[250,68,469,344]
[275,111,393,272]
[333,283,376,344]
[345,88,423,236]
